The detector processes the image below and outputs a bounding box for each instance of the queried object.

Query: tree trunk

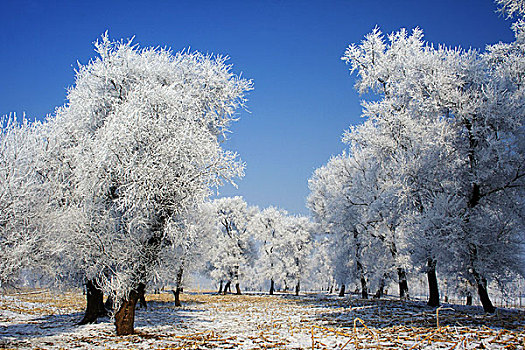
[172,266,184,307]
[172,288,182,307]
[114,287,141,335]
[269,279,275,295]
[427,259,440,307]
[218,280,223,294]
[235,282,241,295]
[339,284,345,297]
[295,280,300,296]
[476,277,495,313]
[374,278,385,299]
[79,279,107,325]
[397,267,409,300]
[137,282,147,309]
[466,292,472,305]
[360,276,368,299]
[223,281,231,295]
[329,285,333,294]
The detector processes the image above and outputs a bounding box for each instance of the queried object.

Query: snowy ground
[0,290,523,349]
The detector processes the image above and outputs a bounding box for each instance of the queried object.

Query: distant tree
[204,196,258,295]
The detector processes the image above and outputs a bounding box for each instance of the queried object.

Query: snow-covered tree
[0,116,57,287]
[253,207,291,294]
[204,196,257,294]
[341,5,525,311]
[45,34,252,334]
[280,215,314,295]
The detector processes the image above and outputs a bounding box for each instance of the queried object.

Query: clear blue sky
[0,0,516,215]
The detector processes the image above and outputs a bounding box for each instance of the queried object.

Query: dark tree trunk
[329,285,333,294]
[374,278,385,299]
[172,288,182,307]
[269,279,275,295]
[172,266,184,307]
[426,259,440,307]
[235,282,241,295]
[360,276,368,299]
[339,284,345,297]
[397,267,409,300]
[284,280,288,292]
[114,287,142,335]
[79,279,107,325]
[295,281,300,296]
[223,281,231,295]
[466,292,472,305]
[476,277,495,313]
[137,282,147,309]
[218,280,223,294]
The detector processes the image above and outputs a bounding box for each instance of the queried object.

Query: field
[0,290,524,349]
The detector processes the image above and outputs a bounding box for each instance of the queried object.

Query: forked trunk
[427,259,440,307]
[235,283,241,295]
[114,287,141,335]
[295,280,300,296]
[79,279,107,325]
[223,281,231,295]
[338,284,345,297]
[269,279,275,295]
[397,267,409,300]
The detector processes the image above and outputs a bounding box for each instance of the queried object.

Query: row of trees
[1,35,253,335]
[1,0,523,337]
[308,1,525,312]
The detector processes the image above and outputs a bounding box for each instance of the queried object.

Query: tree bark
[360,275,368,299]
[218,280,223,294]
[79,279,107,325]
[397,267,409,300]
[426,259,440,307]
[269,279,275,295]
[339,284,345,297]
[476,276,495,313]
[295,280,300,296]
[466,292,472,305]
[223,281,231,295]
[172,265,184,307]
[114,287,142,336]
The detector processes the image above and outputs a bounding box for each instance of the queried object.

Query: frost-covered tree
[204,196,257,295]
[0,117,57,287]
[308,147,409,300]
[46,34,252,334]
[280,215,314,295]
[341,4,525,311]
[253,207,290,294]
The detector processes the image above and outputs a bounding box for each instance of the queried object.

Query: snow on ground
[0,290,523,349]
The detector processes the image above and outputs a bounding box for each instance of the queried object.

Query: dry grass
[1,290,524,349]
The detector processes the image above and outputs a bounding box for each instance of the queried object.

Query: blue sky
[0,0,516,215]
